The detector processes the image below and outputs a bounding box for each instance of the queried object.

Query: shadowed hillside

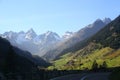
[0,37,50,80]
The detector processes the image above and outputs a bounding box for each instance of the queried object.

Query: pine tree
[92,60,98,70]
[102,61,107,68]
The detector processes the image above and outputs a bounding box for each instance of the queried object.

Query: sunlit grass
[47,47,120,70]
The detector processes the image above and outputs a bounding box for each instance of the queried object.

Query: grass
[48,53,73,70]
[47,45,120,70]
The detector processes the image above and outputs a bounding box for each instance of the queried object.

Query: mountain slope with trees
[48,15,120,70]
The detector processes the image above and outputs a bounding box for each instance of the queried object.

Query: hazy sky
[0,0,120,36]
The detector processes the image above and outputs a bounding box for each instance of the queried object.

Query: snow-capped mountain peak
[25,28,37,40]
[62,31,73,39]
[45,31,53,36]
[46,31,60,38]
[33,31,61,45]
[103,18,111,24]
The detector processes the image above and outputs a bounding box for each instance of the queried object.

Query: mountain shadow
[0,37,50,80]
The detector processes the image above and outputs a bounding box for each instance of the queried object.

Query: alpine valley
[0,15,120,80]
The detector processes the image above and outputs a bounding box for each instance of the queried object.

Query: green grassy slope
[48,44,120,70]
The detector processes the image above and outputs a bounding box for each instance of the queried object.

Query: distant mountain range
[0,27,75,56]
[43,18,111,61]
[0,18,111,58]
[0,29,72,56]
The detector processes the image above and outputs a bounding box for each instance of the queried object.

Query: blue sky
[0,0,120,36]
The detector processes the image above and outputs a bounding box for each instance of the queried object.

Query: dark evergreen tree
[102,61,107,68]
[92,60,98,70]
